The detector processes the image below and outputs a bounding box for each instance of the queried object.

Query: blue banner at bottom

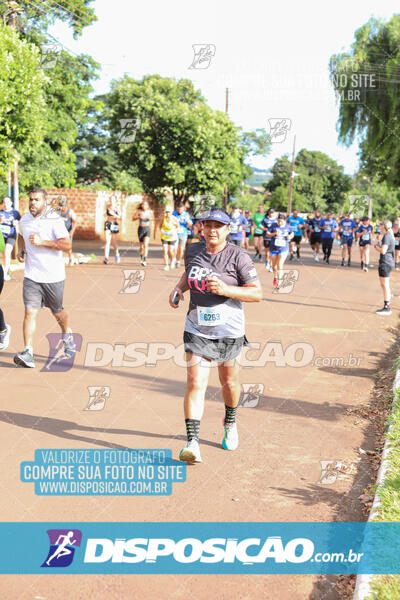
[1,522,399,574]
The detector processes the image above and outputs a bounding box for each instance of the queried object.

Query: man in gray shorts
[14,188,75,368]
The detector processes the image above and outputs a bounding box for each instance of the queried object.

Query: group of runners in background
[101,198,397,316]
[101,199,398,298]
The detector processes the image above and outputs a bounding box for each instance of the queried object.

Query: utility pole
[287,134,296,214]
[223,87,229,211]
[3,1,22,211]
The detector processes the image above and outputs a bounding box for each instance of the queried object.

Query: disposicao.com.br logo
[8,522,397,574]
[84,535,315,564]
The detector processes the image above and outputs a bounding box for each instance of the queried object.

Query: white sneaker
[179,439,202,463]
[314,255,319,262]
[363,266,368,272]
[0,324,11,350]
[376,306,392,316]
[170,259,176,269]
[176,261,181,267]
[222,420,239,451]
[4,273,11,281]
[163,265,170,271]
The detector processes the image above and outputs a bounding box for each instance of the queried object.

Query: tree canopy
[264,149,352,213]
[0,0,99,191]
[0,23,46,177]
[76,75,268,202]
[330,15,400,186]
[0,0,96,37]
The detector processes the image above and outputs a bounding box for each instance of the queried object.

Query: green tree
[265,149,352,213]
[0,23,46,178]
[0,0,96,37]
[0,0,100,190]
[229,190,267,214]
[266,156,291,192]
[330,16,400,186]
[19,47,99,189]
[105,75,260,203]
[269,185,309,213]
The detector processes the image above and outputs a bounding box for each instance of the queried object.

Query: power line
[31,25,92,64]
[0,0,93,68]
[51,0,92,20]
[24,0,88,27]
[41,0,90,25]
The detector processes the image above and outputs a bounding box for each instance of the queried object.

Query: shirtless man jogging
[14,188,75,368]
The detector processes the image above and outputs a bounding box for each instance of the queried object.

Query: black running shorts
[138,226,150,242]
[378,263,393,278]
[183,331,249,363]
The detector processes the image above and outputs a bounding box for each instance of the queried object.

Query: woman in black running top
[104,196,121,264]
[374,220,395,315]
[132,200,154,266]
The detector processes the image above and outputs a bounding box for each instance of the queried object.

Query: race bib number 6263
[197,306,226,326]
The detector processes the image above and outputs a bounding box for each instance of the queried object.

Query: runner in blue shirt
[173,203,193,267]
[287,209,305,261]
[260,208,278,272]
[0,196,21,280]
[243,209,253,251]
[356,216,373,272]
[266,213,294,288]
[306,209,323,262]
[320,211,338,265]
[339,212,357,267]
[229,206,247,247]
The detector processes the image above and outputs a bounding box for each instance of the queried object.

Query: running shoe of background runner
[179,439,202,463]
[0,324,11,351]
[222,419,239,450]
[376,306,392,316]
[63,334,76,359]
[14,349,35,368]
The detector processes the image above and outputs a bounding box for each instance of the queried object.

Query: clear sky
[50,0,400,175]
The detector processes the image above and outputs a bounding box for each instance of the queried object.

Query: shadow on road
[0,410,221,450]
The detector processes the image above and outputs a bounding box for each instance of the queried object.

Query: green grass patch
[367,575,400,600]
[365,389,400,599]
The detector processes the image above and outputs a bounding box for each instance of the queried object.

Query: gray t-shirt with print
[184,241,259,339]
[380,232,395,266]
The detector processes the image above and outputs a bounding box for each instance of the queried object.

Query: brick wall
[18,189,161,242]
